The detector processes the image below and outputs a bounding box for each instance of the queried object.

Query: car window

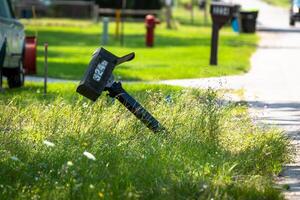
[0,0,12,18]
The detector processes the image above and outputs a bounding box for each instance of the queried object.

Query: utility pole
[191,0,194,24]
[120,0,126,46]
[165,0,173,29]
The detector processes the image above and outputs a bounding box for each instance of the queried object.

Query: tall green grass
[0,83,291,199]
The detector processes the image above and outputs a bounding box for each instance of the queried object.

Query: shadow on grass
[0,84,79,104]
[35,58,144,81]
[33,30,256,49]
[175,17,212,28]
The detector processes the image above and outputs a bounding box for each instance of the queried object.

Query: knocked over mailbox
[77,48,164,133]
[210,3,238,65]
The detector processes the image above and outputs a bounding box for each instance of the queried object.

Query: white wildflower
[67,161,74,166]
[89,184,95,189]
[43,140,55,147]
[82,102,89,108]
[83,151,96,161]
[10,156,20,161]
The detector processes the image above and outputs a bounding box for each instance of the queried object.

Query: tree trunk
[166,5,172,29]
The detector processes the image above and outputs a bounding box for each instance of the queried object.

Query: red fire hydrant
[145,15,160,47]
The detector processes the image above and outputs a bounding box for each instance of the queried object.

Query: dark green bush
[93,0,162,9]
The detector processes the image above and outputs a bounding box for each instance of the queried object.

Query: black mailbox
[77,48,134,101]
[210,3,237,66]
[77,48,164,133]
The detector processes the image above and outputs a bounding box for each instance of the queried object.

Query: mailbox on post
[77,48,165,133]
[210,3,236,66]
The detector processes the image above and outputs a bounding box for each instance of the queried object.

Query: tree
[165,0,173,29]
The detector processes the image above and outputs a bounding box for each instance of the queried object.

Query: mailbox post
[210,3,236,66]
[77,48,165,133]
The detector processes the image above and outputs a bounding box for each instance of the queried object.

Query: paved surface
[25,76,78,83]
[162,1,300,199]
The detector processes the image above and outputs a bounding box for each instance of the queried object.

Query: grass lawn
[0,82,291,199]
[263,0,290,7]
[22,9,257,81]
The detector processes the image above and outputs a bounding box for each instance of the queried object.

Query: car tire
[7,60,24,88]
[290,17,295,26]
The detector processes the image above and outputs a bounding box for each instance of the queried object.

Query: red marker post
[23,36,37,75]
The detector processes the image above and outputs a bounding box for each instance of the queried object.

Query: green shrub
[93,0,162,9]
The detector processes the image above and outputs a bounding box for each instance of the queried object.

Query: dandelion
[10,156,19,161]
[98,192,104,198]
[67,161,74,166]
[43,140,55,147]
[82,142,88,147]
[83,151,96,161]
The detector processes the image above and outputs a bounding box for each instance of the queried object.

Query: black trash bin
[240,11,259,33]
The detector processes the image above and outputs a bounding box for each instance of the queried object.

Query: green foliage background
[92,0,162,9]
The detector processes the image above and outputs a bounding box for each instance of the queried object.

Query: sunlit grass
[22,12,257,81]
[0,82,291,199]
[263,0,290,7]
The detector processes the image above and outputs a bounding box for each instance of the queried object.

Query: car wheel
[7,60,25,88]
[290,18,295,26]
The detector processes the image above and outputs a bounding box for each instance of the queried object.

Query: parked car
[0,0,25,88]
[290,0,300,26]
[0,37,5,89]
[0,37,5,66]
